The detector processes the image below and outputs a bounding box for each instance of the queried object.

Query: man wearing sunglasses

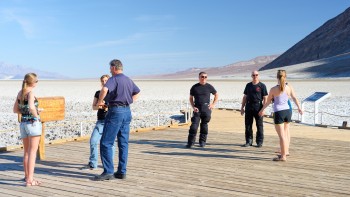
[186,72,218,148]
[240,71,268,148]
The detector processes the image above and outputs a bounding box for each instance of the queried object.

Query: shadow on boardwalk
[0,110,349,196]
[135,139,270,161]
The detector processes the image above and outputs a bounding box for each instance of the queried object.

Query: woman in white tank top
[259,70,303,161]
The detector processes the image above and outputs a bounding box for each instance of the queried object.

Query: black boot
[243,139,252,147]
[186,133,196,148]
[199,134,207,147]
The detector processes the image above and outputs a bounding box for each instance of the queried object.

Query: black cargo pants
[187,104,212,146]
[245,102,264,145]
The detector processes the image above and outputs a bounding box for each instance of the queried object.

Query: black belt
[21,116,40,123]
[109,104,129,107]
[247,101,261,104]
[195,103,209,107]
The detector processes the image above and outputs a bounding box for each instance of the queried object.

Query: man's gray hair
[110,59,123,70]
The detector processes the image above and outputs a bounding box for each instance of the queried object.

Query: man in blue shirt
[94,59,140,181]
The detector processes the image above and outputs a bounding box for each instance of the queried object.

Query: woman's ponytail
[277,70,287,92]
[20,73,37,104]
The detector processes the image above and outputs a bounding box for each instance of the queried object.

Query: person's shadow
[0,152,95,186]
[131,139,271,161]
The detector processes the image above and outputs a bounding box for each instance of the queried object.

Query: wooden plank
[1,110,350,196]
[38,122,46,160]
[0,188,33,197]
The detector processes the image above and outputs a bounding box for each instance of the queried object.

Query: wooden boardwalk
[0,109,349,196]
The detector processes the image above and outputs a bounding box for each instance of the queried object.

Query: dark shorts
[274,109,292,124]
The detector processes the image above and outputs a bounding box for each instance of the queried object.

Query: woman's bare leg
[284,122,290,155]
[26,136,41,183]
[274,124,287,160]
[22,137,29,180]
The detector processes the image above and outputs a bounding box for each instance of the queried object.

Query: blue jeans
[100,106,132,175]
[89,120,115,168]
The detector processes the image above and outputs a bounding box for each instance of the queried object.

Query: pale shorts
[20,121,42,139]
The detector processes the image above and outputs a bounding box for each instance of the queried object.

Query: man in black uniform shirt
[240,70,268,147]
[186,72,219,148]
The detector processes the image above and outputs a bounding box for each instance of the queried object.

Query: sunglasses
[252,74,258,77]
[200,76,208,79]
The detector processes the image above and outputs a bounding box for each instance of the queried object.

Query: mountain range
[0,62,68,80]
[134,55,279,79]
[2,7,349,80]
[136,7,350,80]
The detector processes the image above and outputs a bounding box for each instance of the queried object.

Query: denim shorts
[20,121,42,139]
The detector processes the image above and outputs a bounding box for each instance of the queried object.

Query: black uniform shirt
[95,90,110,120]
[243,82,268,104]
[190,83,217,106]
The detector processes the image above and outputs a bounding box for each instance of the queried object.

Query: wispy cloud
[71,33,145,51]
[1,8,35,38]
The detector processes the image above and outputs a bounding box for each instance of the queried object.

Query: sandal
[276,153,290,156]
[26,180,42,187]
[275,150,290,156]
[273,155,286,162]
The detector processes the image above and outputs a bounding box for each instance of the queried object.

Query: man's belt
[195,102,209,107]
[109,103,129,107]
[247,101,261,104]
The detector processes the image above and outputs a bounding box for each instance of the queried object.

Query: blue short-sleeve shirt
[104,73,140,105]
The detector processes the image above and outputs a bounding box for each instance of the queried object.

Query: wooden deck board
[0,110,349,196]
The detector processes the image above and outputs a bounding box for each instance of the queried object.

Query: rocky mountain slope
[261,7,350,70]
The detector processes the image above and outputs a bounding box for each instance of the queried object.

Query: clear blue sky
[1,0,349,78]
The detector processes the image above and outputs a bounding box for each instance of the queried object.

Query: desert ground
[0,79,349,147]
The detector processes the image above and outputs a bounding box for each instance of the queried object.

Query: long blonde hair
[21,73,38,105]
[277,70,286,92]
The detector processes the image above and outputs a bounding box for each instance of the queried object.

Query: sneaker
[80,164,96,170]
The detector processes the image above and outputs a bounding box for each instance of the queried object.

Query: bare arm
[258,88,274,117]
[240,95,247,116]
[97,87,108,107]
[132,93,140,102]
[189,95,198,112]
[289,84,303,115]
[28,92,40,118]
[92,97,99,110]
[262,95,268,106]
[13,93,20,113]
[209,93,219,110]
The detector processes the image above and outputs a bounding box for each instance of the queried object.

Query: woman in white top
[259,70,303,161]
[13,73,42,186]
